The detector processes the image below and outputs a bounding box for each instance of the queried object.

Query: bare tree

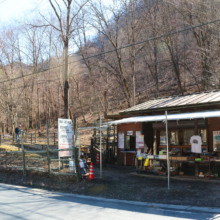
[168,0,220,91]
[41,0,89,119]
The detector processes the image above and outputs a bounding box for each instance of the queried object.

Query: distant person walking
[15,125,21,143]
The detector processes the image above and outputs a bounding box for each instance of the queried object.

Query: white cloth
[190,135,202,153]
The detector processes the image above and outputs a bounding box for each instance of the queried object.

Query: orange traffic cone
[96,152,100,165]
[87,162,95,181]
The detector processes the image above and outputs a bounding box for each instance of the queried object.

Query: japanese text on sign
[58,119,73,157]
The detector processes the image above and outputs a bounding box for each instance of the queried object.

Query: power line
[0,18,220,84]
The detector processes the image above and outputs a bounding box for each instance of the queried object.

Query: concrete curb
[54,193,220,214]
[1,183,220,214]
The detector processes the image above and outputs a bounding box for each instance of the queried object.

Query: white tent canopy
[108,110,220,125]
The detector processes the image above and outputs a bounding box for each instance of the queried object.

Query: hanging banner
[213,131,220,151]
[136,131,144,149]
[118,132,124,149]
[58,119,73,157]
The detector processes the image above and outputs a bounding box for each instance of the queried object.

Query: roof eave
[119,102,220,115]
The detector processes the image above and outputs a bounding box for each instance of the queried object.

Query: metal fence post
[113,125,116,157]
[100,115,102,178]
[91,138,94,164]
[5,151,7,169]
[54,133,55,146]
[73,117,80,181]
[47,147,51,175]
[35,130,37,143]
[73,134,80,182]
[106,125,109,164]
[47,120,51,175]
[21,139,26,176]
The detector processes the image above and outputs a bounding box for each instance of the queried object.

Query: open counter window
[125,135,136,150]
[160,130,179,146]
[199,129,207,145]
[180,130,193,145]
[179,129,207,146]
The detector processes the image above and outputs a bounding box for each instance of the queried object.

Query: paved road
[0,183,219,220]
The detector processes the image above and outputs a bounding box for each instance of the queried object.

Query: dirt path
[0,165,220,207]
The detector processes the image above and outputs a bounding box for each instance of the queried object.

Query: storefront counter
[136,155,211,176]
[121,151,136,166]
[158,146,208,155]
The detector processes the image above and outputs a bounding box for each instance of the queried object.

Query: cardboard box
[181,157,188,161]
[179,171,184,176]
[170,156,177,160]
[159,155,166,159]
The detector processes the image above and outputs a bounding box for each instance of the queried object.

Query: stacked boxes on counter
[169,157,187,161]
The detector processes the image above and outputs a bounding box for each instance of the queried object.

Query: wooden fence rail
[0,139,80,180]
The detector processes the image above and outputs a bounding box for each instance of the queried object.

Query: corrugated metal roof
[120,90,220,114]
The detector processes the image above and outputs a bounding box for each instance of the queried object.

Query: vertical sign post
[78,129,80,159]
[165,111,170,190]
[100,115,102,178]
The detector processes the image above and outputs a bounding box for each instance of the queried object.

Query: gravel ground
[0,165,220,207]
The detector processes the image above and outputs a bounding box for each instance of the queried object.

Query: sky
[0,0,49,23]
[0,0,114,24]
[0,0,112,53]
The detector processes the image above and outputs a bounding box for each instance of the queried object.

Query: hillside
[0,0,220,132]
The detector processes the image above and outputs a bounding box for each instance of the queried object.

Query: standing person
[15,125,21,143]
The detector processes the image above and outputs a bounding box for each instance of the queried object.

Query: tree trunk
[64,43,69,119]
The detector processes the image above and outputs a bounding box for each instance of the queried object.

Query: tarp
[108,110,220,125]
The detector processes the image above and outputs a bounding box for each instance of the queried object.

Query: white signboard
[118,132,124,149]
[127,131,133,135]
[58,119,73,157]
[136,131,144,149]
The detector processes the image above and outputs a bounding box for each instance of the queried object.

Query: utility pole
[37,88,41,130]
[100,115,102,178]
[58,83,60,119]
[64,40,69,119]
[46,83,48,127]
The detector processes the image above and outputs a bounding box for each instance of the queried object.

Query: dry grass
[0,144,20,151]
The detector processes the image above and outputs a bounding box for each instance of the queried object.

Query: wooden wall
[117,123,141,166]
